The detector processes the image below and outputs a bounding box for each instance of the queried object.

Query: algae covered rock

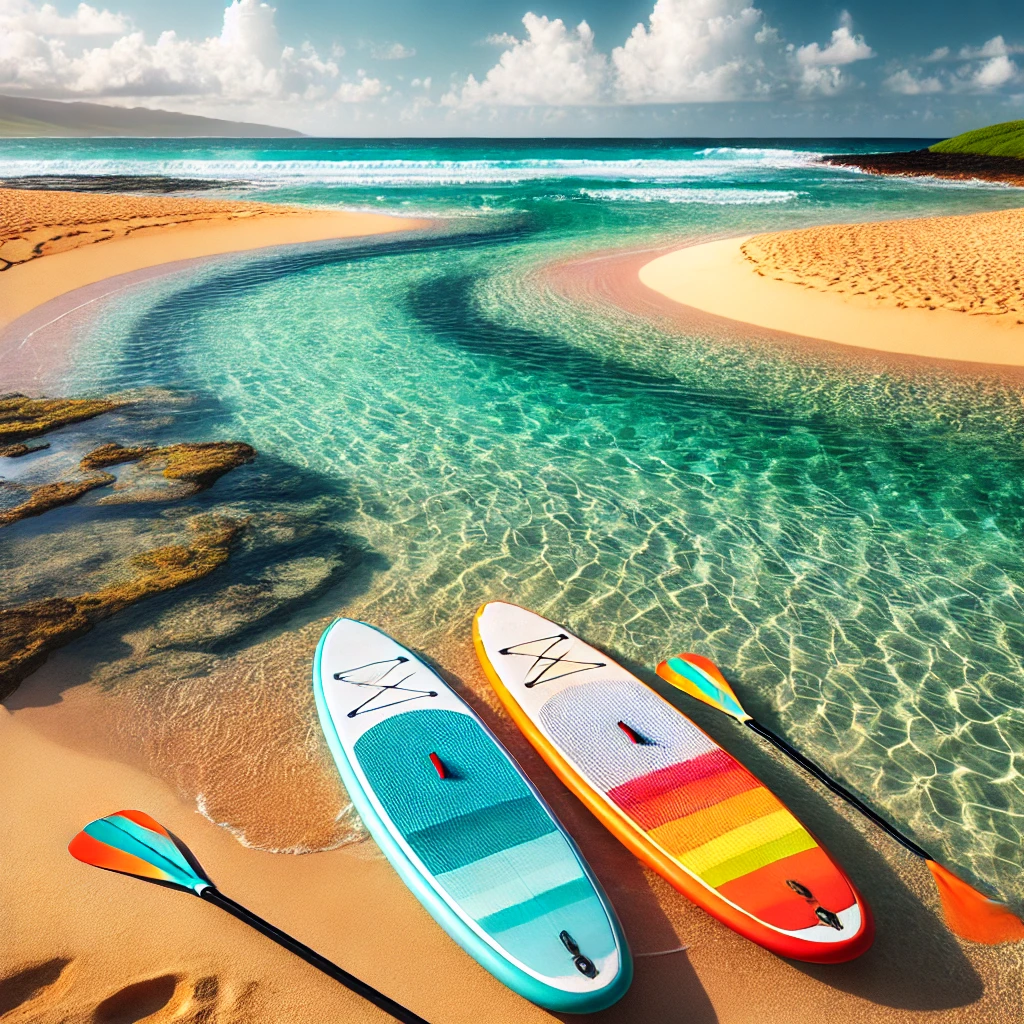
[0,474,115,526]
[0,395,122,443]
[0,515,244,699]
[81,441,257,497]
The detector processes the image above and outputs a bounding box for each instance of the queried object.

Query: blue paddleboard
[313,618,632,1013]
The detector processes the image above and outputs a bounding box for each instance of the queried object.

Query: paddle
[69,810,431,1024]
[655,654,1024,945]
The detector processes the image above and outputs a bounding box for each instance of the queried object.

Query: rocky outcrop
[0,394,122,443]
[821,150,1024,187]
[0,394,259,696]
[0,442,49,457]
[0,474,115,526]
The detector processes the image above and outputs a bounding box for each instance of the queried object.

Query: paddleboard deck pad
[474,602,874,963]
[313,618,631,1012]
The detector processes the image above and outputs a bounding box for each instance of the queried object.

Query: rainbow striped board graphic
[313,618,632,1012]
[473,602,873,963]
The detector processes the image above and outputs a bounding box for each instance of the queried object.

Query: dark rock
[822,150,1024,186]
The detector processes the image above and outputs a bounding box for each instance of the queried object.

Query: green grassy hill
[929,120,1024,159]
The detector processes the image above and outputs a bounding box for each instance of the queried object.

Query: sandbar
[639,208,1024,367]
[0,188,429,333]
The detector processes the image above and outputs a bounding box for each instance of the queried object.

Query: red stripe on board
[608,749,739,809]
[614,766,762,830]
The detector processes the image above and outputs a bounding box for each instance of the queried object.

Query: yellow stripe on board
[671,809,810,878]
[700,829,819,889]
[645,786,784,857]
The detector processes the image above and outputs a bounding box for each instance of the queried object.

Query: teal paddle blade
[69,809,209,894]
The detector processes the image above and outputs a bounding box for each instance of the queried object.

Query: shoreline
[639,210,1024,368]
[1,191,432,335]
[6,626,1022,1023]
[0,189,430,386]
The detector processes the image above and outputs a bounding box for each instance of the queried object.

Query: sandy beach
[0,188,429,334]
[6,635,1024,1024]
[639,208,1024,367]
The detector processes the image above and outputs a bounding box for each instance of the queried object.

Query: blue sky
[0,0,1022,135]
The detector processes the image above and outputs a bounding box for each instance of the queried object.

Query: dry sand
[0,188,429,332]
[639,208,1024,367]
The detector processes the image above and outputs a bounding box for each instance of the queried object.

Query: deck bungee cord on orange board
[657,652,1024,946]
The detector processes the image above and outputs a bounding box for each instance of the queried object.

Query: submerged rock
[0,442,50,458]
[0,474,115,526]
[0,393,261,695]
[0,515,244,699]
[81,441,257,497]
[0,395,122,443]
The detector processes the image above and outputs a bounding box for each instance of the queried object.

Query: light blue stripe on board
[436,830,585,921]
[478,876,596,933]
[487,892,618,974]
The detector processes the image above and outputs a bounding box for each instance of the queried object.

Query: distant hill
[0,94,304,138]
[930,120,1024,159]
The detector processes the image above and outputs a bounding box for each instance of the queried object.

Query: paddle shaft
[744,718,933,862]
[199,887,431,1024]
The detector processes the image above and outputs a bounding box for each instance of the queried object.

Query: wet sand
[639,209,1024,367]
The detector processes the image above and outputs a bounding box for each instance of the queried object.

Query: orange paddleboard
[473,601,873,963]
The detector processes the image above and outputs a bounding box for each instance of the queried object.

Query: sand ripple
[743,207,1024,323]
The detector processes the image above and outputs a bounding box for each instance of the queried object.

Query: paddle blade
[656,653,750,722]
[69,810,209,895]
[926,861,1024,945]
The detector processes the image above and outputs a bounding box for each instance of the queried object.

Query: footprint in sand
[0,957,74,1020]
[92,974,258,1024]
[0,964,256,1024]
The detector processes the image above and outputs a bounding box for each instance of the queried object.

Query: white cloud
[799,65,844,96]
[336,75,382,100]
[0,0,383,106]
[444,13,607,108]
[449,4,879,110]
[371,41,415,60]
[795,12,873,67]
[972,54,1017,89]
[884,68,942,95]
[611,0,775,103]
[958,36,1022,60]
[891,35,1022,96]
[0,0,128,36]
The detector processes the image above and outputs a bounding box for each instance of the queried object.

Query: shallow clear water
[5,138,1024,905]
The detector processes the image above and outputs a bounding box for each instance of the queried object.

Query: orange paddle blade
[927,860,1024,944]
[69,809,209,894]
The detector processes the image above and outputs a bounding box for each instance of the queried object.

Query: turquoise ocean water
[3,138,1024,905]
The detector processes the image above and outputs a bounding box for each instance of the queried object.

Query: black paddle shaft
[199,887,432,1024]
[744,719,933,862]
